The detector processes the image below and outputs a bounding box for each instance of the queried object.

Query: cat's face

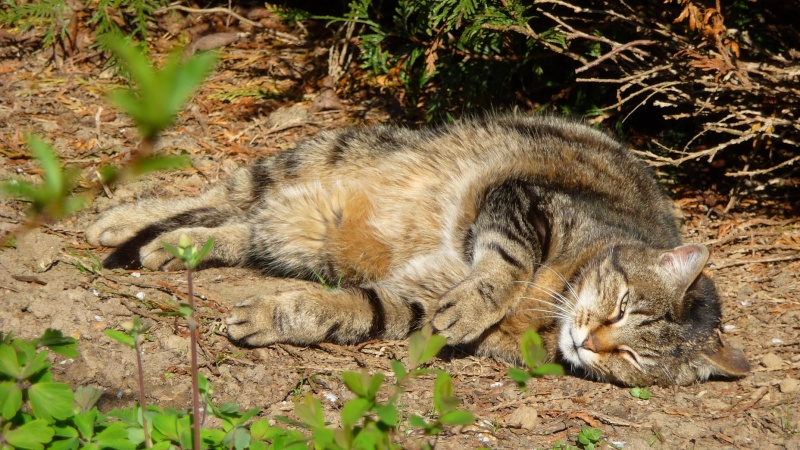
[558,244,749,386]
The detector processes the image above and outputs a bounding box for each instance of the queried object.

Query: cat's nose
[580,333,598,352]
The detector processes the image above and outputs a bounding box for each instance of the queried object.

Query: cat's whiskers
[533,263,580,306]
[516,280,576,314]
[521,295,573,318]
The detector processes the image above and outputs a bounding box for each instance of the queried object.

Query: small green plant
[630,386,651,400]
[506,329,564,391]
[576,427,603,450]
[277,326,475,449]
[105,316,154,446]
[0,329,79,450]
[0,135,87,225]
[0,0,169,56]
[0,0,71,50]
[100,32,217,151]
[312,270,343,291]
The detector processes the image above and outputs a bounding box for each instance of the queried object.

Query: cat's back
[254,115,679,277]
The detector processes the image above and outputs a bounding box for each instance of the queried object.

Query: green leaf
[28,381,74,422]
[630,387,650,400]
[433,372,460,415]
[341,398,371,427]
[248,419,272,439]
[73,385,104,412]
[161,241,182,260]
[507,367,532,384]
[375,403,399,426]
[3,419,55,450]
[407,415,429,429]
[37,329,78,358]
[48,436,79,450]
[231,426,251,450]
[104,330,135,348]
[520,329,547,370]
[294,394,325,429]
[530,363,565,377]
[0,344,22,378]
[152,413,180,441]
[196,237,215,262]
[127,155,191,177]
[94,422,137,449]
[20,351,50,380]
[408,327,446,367]
[390,360,407,382]
[0,381,22,419]
[440,410,475,426]
[239,407,260,424]
[27,135,62,198]
[421,334,446,365]
[73,408,97,439]
[366,372,385,400]
[341,371,367,397]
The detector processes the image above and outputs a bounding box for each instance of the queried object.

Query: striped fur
[87,115,748,386]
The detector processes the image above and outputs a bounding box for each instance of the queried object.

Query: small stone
[505,406,539,429]
[760,353,783,370]
[778,377,799,393]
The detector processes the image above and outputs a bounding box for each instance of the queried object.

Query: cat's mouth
[558,322,598,368]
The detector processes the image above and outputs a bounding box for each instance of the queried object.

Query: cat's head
[559,244,749,386]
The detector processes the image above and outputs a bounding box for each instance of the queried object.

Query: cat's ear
[696,334,750,379]
[658,244,709,293]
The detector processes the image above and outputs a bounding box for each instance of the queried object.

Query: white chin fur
[558,319,598,369]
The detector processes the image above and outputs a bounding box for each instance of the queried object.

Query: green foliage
[0,135,87,222]
[88,0,169,46]
[629,386,651,400]
[278,326,474,449]
[507,329,564,391]
[162,233,215,270]
[330,0,558,119]
[576,427,603,450]
[0,0,70,49]
[0,330,78,449]
[101,32,218,141]
[0,0,169,53]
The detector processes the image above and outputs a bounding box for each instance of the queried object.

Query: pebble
[505,406,539,429]
[760,353,783,370]
[778,377,798,394]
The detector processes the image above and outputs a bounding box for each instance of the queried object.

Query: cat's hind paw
[86,206,146,247]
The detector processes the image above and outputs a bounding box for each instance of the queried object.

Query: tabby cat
[87,115,749,386]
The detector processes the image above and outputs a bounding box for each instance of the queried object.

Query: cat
[86,114,749,386]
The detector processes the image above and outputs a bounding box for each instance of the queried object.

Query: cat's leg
[86,167,255,247]
[137,223,251,271]
[431,180,545,345]
[226,280,422,347]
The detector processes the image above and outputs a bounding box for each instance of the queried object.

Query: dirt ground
[1,28,799,450]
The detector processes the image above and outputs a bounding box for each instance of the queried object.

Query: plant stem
[187,267,202,450]
[134,338,151,448]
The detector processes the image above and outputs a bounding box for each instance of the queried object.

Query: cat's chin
[557,322,597,369]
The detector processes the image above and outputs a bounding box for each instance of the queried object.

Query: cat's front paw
[226,297,282,347]
[431,282,507,344]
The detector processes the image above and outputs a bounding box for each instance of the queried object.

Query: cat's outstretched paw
[226,297,283,347]
[226,289,334,347]
[86,206,147,247]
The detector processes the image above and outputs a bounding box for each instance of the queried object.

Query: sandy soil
[1,32,798,450]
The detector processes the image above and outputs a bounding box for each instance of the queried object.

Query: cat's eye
[609,291,629,324]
